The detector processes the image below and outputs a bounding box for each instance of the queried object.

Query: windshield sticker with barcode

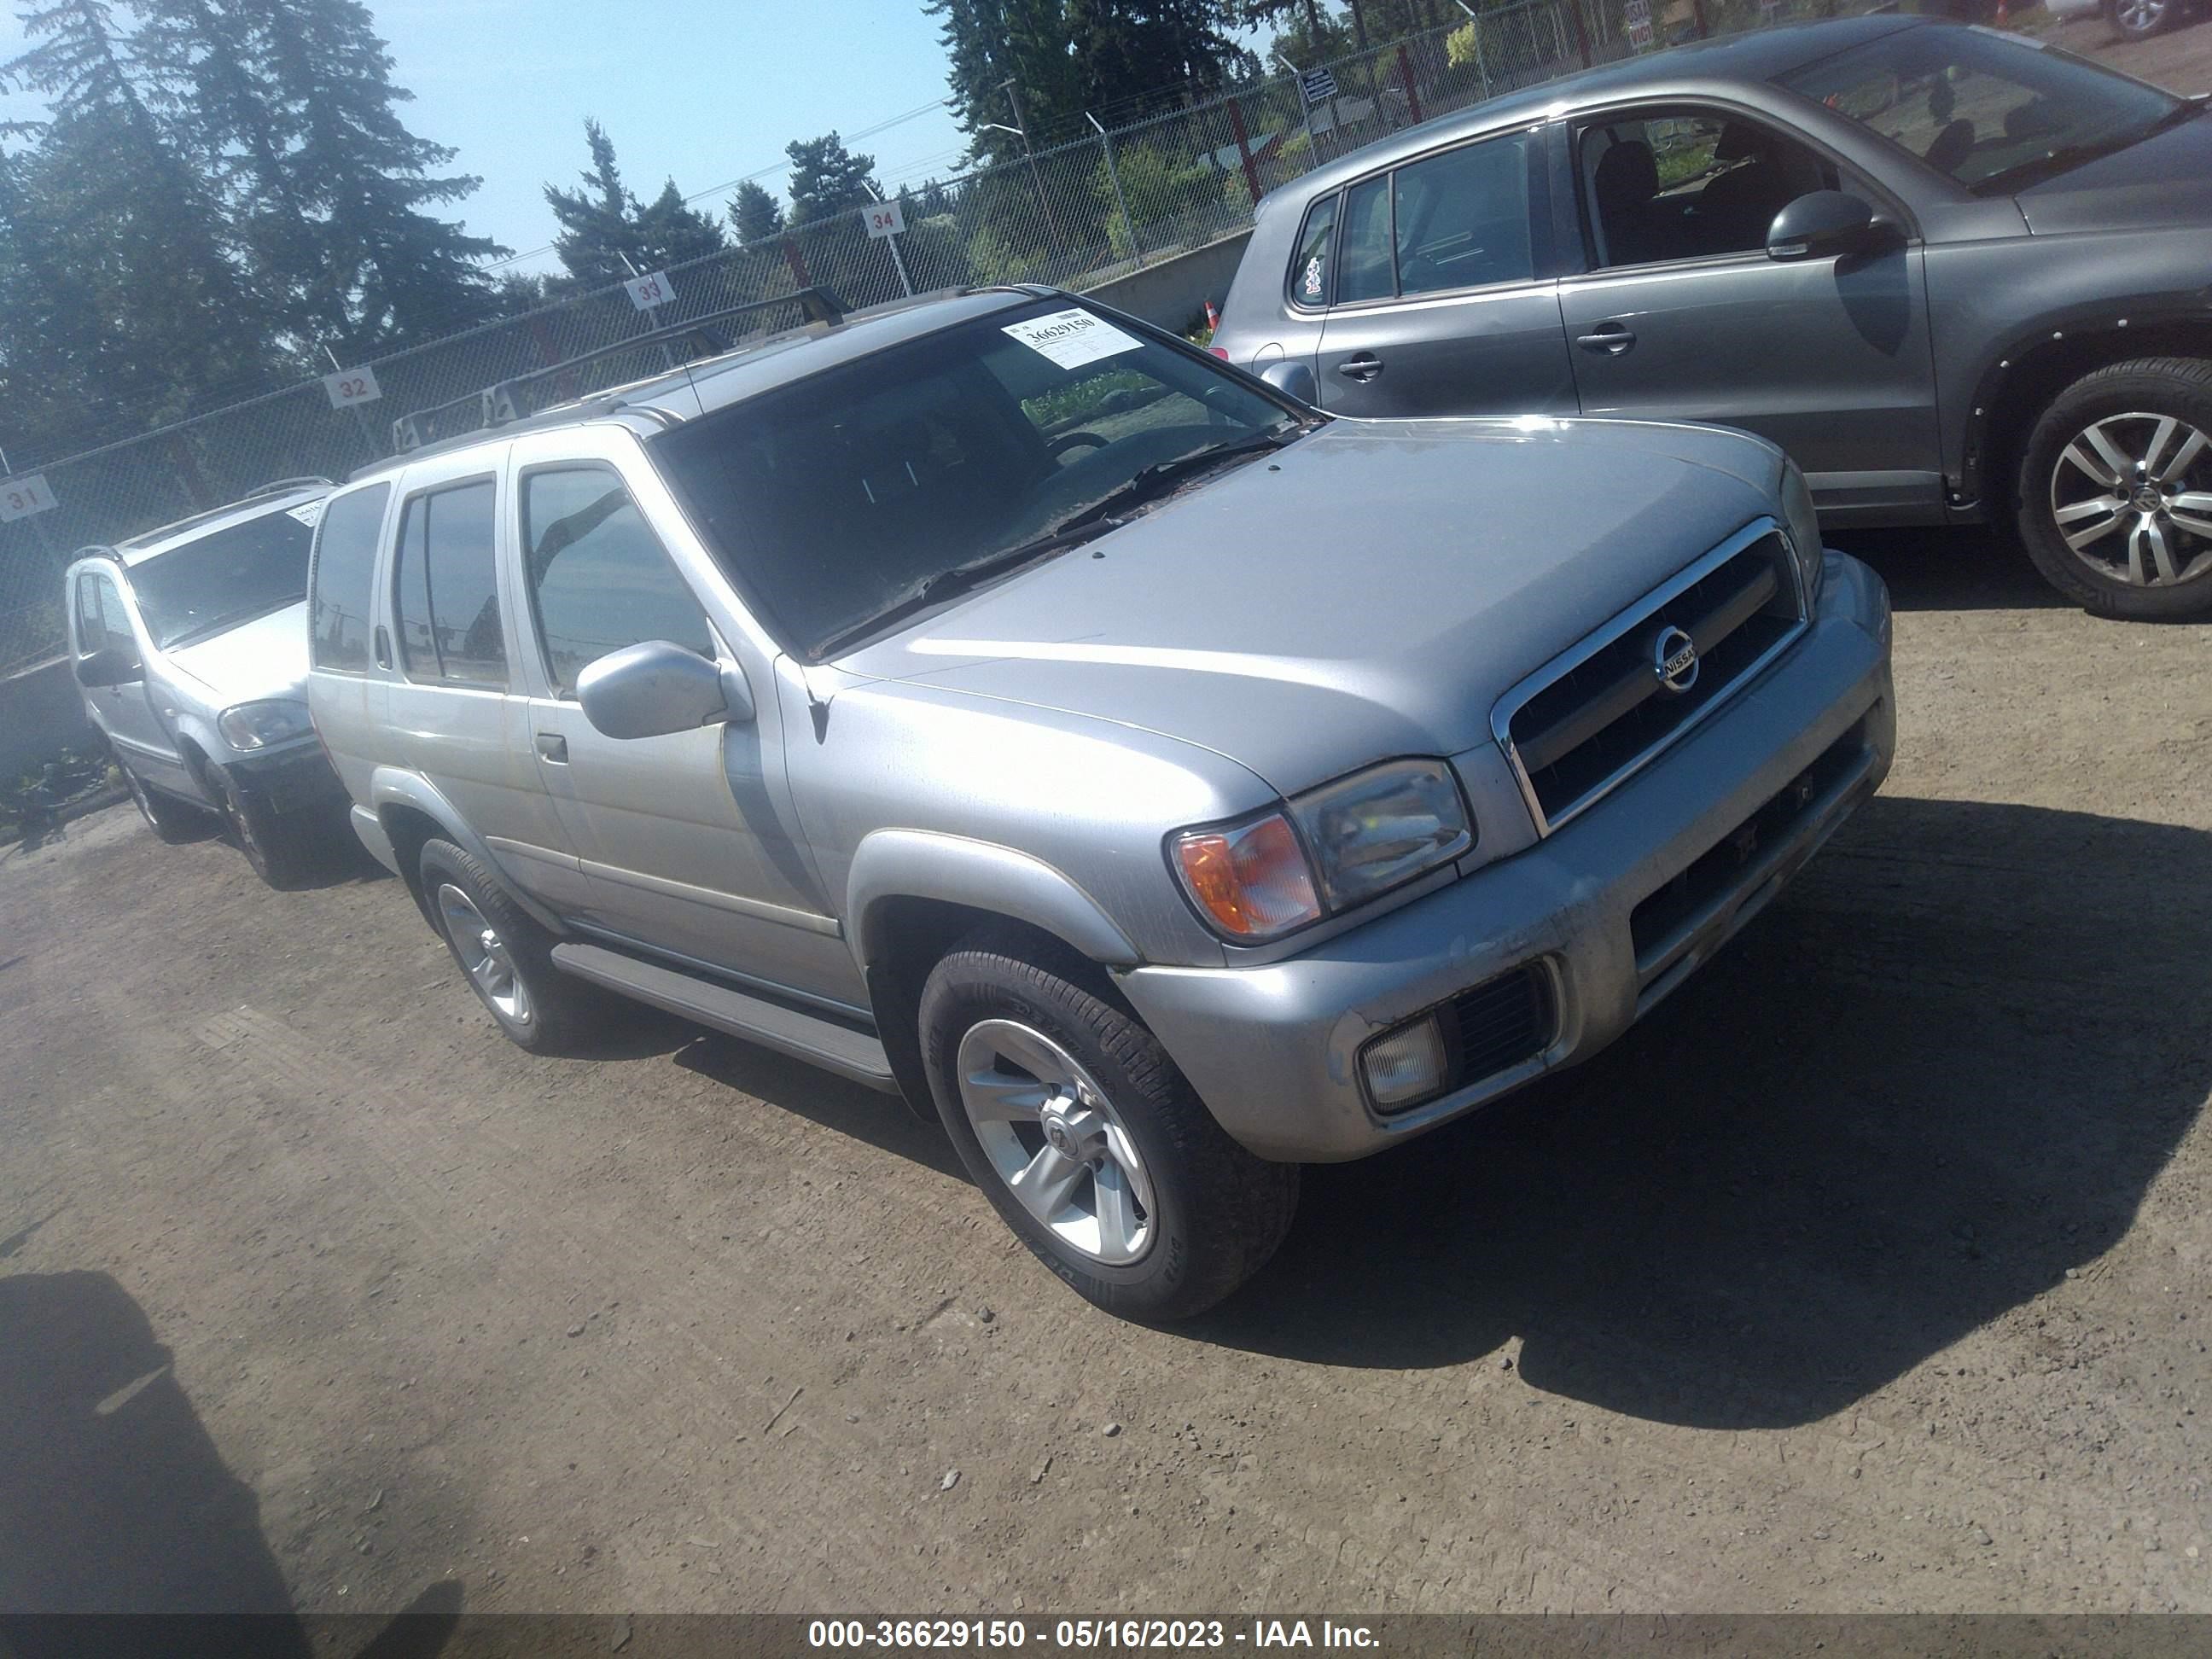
[285,500,326,528]
[1002,308,1143,370]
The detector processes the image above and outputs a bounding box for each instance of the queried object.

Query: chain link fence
[0,0,1849,675]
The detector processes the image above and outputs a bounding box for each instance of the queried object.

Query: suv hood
[161,599,311,704]
[837,416,1780,795]
[2015,105,2212,234]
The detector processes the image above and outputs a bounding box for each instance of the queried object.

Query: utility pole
[1451,0,1493,99]
[999,77,1064,260]
[1088,113,1141,269]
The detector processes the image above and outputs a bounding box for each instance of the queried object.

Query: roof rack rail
[247,474,335,498]
[389,287,846,454]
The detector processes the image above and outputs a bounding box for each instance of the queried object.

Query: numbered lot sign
[323,365,383,409]
[0,474,56,521]
[625,271,673,310]
[862,200,906,240]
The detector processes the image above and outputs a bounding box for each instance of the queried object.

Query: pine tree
[728,178,784,246]
[923,0,1085,160]
[632,178,725,271]
[544,119,643,286]
[784,132,879,227]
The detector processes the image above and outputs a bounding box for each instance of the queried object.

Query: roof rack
[247,474,335,498]
[390,287,846,454]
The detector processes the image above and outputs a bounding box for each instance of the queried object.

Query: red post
[1398,43,1423,125]
[1568,0,1593,67]
[782,235,812,291]
[1226,96,1264,208]
[1691,0,1710,35]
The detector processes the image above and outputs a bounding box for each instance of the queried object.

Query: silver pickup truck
[306,285,1895,1320]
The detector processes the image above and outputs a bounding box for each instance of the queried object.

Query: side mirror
[1767,190,1877,262]
[74,645,142,688]
[575,641,753,740]
[1257,359,1319,406]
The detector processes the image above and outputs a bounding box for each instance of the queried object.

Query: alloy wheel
[955,1018,1155,1266]
[434,882,533,1027]
[2047,410,2212,588]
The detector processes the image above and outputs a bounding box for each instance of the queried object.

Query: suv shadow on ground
[0,1268,463,1657]
[1835,527,2069,614]
[1184,794,2209,1423]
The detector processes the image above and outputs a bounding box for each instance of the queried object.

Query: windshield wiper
[807,426,1298,659]
[1972,101,2201,195]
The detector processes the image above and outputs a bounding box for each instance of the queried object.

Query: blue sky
[0,0,998,276]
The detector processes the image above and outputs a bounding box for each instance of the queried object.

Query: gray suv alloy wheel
[2047,411,2212,590]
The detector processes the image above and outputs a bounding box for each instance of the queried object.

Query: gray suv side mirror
[575,641,753,739]
[1257,360,1319,405]
[1767,190,1877,262]
[74,645,142,688]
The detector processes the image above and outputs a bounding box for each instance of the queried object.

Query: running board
[550,941,899,1092]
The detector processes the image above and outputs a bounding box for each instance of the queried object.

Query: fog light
[1362,1016,1448,1111]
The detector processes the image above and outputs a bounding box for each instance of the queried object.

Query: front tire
[2105,0,2173,38]
[2016,358,2212,620]
[418,837,598,1053]
[208,765,315,887]
[919,926,1299,1322]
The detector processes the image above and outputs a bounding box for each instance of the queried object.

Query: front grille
[1500,527,1804,831]
[1372,963,1557,1116]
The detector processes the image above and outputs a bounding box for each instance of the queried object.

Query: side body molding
[846,830,1143,970]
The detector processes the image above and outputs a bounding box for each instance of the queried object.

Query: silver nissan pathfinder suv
[306,286,1895,1319]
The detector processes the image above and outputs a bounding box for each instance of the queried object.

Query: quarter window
[521,469,715,697]
[395,480,507,688]
[1288,193,1338,308]
[309,483,389,672]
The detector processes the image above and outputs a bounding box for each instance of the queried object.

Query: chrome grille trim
[1491,517,1810,837]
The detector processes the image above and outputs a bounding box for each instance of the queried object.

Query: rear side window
[1287,193,1338,308]
[395,480,507,688]
[310,483,390,672]
[1392,132,1535,295]
[1337,175,1394,304]
[521,469,714,697]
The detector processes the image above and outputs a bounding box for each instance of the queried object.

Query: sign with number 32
[0,473,55,521]
[322,365,382,410]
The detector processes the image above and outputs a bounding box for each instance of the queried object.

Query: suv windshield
[130,507,316,649]
[1778,26,2186,195]
[652,300,1302,658]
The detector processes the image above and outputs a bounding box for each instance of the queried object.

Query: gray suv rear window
[310,483,390,672]
[396,480,507,688]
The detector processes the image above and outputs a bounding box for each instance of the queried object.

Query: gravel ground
[2,521,2207,1622]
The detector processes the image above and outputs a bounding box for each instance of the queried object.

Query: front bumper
[232,738,349,817]
[1119,551,1895,1163]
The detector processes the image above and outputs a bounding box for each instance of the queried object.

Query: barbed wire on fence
[0,0,1845,676]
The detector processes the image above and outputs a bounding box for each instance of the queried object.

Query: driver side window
[1580,110,1843,269]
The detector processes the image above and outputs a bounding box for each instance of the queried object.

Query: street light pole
[998,77,1064,262]
[1087,112,1142,269]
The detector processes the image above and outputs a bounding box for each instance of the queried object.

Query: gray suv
[1213,17,2212,619]
[306,286,1895,1319]
[66,479,351,886]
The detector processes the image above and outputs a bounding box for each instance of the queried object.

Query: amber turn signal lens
[1171,813,1322,940]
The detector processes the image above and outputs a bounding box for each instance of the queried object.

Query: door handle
[1575,324,1637,357]
[536,733,569,764]
[1336,353,1384,381]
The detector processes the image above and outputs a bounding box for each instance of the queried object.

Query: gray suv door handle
[537,733,569,764]
[1336,353,1384,381]
[1575,324,1636,356]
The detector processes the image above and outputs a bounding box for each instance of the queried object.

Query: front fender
[845,829,1142,972]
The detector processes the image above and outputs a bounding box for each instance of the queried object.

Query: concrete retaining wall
[0,656,98,782]
[1080,229,1254,335]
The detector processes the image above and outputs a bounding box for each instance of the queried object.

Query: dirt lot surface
[2060,8,2212,91]
[3,523,2208,1624]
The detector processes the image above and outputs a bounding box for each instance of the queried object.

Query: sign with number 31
[0,473,56,521]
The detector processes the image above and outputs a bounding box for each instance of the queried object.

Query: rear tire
[2104,0,2173,38]
[2015,357,2212,620]
[208,764,313,888]
[919,925,1299,1322]
[418,837,599,1053]
[120,761,202,845]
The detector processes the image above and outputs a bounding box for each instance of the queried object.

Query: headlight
[1169,760,1475,942]
[218,698,313,750]
[1780,459,1825,608]
[1288,758,1473,910]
